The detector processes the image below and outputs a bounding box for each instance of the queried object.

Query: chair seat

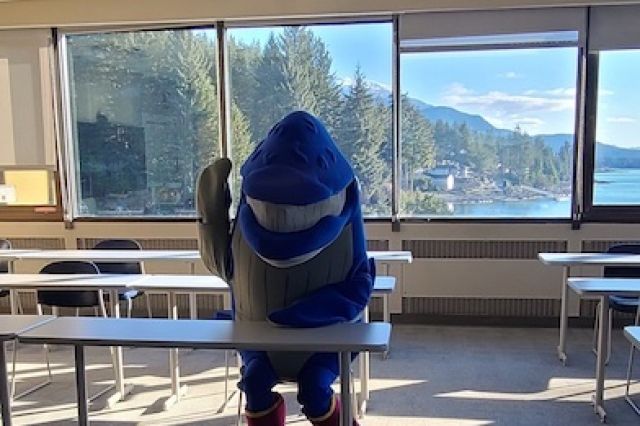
[214,310,233,320]
[37,290,101,308]
[610,296,640,314]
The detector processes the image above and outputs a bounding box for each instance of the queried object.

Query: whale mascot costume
[197,110,374,426]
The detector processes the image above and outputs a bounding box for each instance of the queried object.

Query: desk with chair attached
[567,277,640,422]
[17,317,391,426]
[0,315,56,426]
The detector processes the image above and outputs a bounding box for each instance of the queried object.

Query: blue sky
[230,23,639,149]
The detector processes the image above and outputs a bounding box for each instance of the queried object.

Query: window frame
[580,5,640,223]
[397,28,584,221]
[57,24,223,222]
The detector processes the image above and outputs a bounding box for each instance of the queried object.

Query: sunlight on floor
[377,416,493,425]
[435,377,637,402]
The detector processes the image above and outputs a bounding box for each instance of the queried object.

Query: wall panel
[0,0,638,29]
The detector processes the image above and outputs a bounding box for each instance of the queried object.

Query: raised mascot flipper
[196,157,232,280]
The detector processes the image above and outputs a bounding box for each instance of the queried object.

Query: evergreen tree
[335,66,389,214]
[253,27,343,137]
[400,93,435,191]
[228,35,264,144]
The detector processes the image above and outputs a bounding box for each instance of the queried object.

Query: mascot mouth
[237,183,356,268]
[246,189,346,233]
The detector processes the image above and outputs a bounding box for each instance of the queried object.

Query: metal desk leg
[74,345,89,426]
[382,294,390,359]
[1,341,12,426]
[8,291,18,316]
[358,306,370,417]
[8,261,18,316]
[339,352,352,426]
[558,266,570,364]
[189,294,198,320]
[593,295,609,422]
[189,263,198,320]
[164,291,188,411]
[105,290,133,409]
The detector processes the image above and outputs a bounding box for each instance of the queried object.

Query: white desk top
[624,326,640,346]
[0,249,42,260]
[368,251,413,263]
[13,249,413,264]
[133,274,229,292]
[0,274,144,290]
[15,249,202,262]
[17,317,391,353]
[539,252,640,266]
[131,274,394,294]
[567,277,640,296]
[0,315,56,340]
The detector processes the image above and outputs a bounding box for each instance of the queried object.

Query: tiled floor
[6,324,640,425]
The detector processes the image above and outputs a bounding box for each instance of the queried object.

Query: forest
[68,27,572,216]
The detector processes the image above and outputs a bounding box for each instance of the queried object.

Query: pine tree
[335,66,389,214]
[400,93,435,191]
[253,27,342,138]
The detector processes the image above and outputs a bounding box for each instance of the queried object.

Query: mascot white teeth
[197,110,374,426]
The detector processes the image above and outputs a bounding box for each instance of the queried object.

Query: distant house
[427,166,455,191]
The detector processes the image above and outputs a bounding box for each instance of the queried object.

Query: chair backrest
[0,238,11,274]
[37,260,102,307]
[604,244,640,278]
[93,239,143,274]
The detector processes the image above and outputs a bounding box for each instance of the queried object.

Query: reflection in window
[227,23,393,217]
[63,29,220,217]
[399,47,577,218]
[593,50,640,206]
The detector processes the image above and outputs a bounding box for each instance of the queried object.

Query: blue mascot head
[237,110,362,267]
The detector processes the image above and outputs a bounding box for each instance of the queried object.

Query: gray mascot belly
[231,224,354,379]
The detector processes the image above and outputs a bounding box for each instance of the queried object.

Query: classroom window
[226,22,393,217]
[582,5,640,219]
[399,47,578,218]
[62,28,220,218]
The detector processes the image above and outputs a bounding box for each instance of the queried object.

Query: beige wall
[0,220,637,319]
[0,0,639,29]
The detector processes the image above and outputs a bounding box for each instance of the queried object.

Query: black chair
[37,260,109,315]
[14,260,117,401]
[14,260,108,399]
[592,244,640,365]
[92,239,152,318]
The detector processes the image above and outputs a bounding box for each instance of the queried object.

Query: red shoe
[309,396,359,426]
[246,393,286,426]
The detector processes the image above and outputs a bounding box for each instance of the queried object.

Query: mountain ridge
[339,78,640,166]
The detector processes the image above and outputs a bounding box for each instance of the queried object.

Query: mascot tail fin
[196,158,232,280]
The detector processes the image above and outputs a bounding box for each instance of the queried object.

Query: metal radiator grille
[403,240,567,259]
[77,238,198,250]
[403,297,560,316]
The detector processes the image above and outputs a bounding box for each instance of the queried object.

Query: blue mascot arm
[268,257,375,328]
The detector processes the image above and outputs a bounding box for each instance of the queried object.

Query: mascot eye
[250,148,262,163]
[293,146,308,164]
[264,151,276,164]
[268,123,282,136]
[325,147,336,163]
[317,155,329,169]
[303,116,317,133]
